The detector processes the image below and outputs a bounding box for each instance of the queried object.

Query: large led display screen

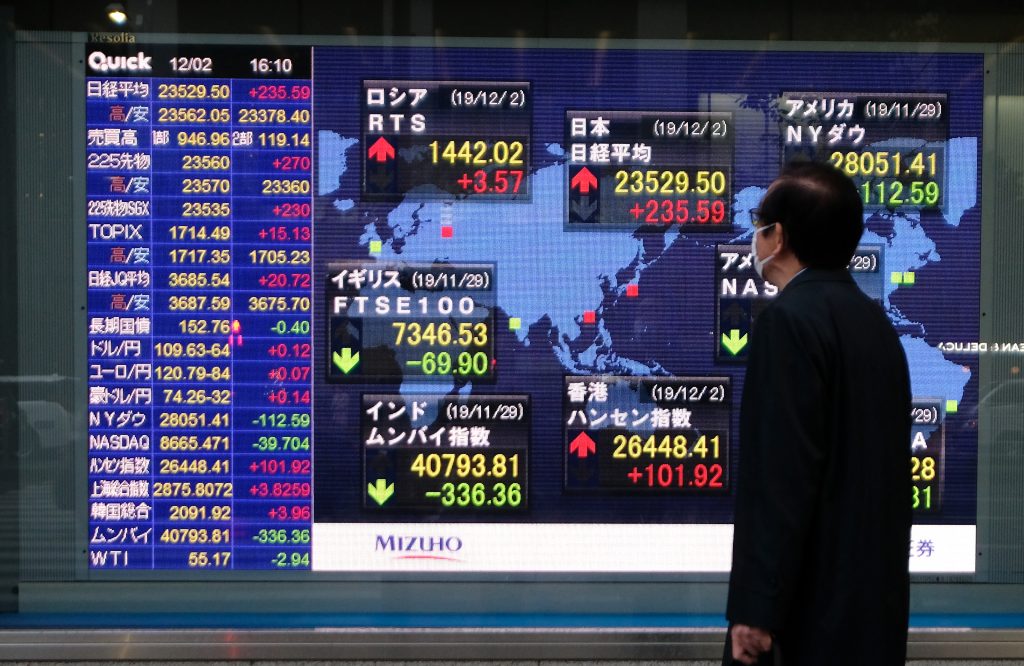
[84,42,981,572]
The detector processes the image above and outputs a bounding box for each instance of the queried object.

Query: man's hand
[730,624,772,664]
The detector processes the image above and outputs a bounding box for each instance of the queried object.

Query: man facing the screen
[725,162,912,665]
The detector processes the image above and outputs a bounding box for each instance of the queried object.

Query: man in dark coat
[725,162,912,665]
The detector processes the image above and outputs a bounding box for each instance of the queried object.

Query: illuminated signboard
[84,44,981,572]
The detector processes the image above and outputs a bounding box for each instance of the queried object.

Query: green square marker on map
[903,272,916,285]
[890,271,903,285]
[946,399,958,414]
[509,317,522,331]
[369,240,382,254]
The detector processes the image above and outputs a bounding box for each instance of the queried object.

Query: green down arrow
[367,479,395,506]
[332,347,360,374]
[721,329,748,356]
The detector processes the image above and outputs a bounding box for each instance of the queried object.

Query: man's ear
[771,224,787,254]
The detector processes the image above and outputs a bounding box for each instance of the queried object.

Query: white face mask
[750,223,777,279]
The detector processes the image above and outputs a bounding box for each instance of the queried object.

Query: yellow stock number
[612,433,720,459]
[157,412,229,429]
[430,140,524,166]
[159,458,230,475]
[410,452,519,479]
[153,481,233,498]
[261,179,310,195]
[160,528,230,545]
[168,504,232,521]
[829,150,938,178]
[157,83,230,99]
[911,456,936,482]
[167,295,231,311]
[182,202,231,217]
[153,342,230,359]
[161,388,231,405]
[614,170,727,196]
[248,249,310,265]
[258,132,309,147]
[187,551,231,568]
[159,435,230,451]
[239,108,310,124]
[392,321,488,347]
[181,155,231,170]
[159,107,230,124]
[182,178,230,194]
[247,296,311,312]
[167,272,230,288]
[154,365,231,381]
[177,131,230,147]
[168,225,231,241]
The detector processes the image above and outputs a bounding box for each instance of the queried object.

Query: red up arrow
[368,136,395,163]
[569,431,597,458]
[570,167,598,194]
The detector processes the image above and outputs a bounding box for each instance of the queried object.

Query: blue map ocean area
[318,130,974,407]
[867,136,976,404]
[358,158,679,379]
[730,137,978,406]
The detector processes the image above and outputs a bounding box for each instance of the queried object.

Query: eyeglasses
[748,208,774,229]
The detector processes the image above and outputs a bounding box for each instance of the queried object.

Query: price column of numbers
[231,79,314,570]
[150,78,236,569]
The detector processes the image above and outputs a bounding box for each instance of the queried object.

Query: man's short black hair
[758,161,864,270]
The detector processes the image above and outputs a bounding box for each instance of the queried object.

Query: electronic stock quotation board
[84,42,982,573]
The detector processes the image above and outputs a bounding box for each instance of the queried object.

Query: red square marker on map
[441,225,453,238]
[583,310,596,324]
[626,284,639,298]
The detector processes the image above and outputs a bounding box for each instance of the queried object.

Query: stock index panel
[85,43,982,573]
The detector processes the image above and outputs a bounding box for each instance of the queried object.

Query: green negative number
[912,485,932,510]
[419,351,489,376]
[490,482,522,507]
[439,482,522,508]
[861,181,940,207]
